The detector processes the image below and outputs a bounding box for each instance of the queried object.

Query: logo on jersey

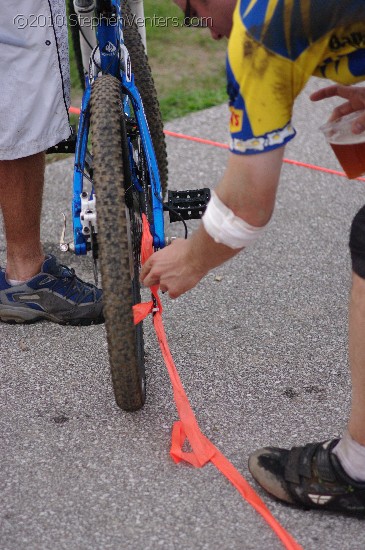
[229,107,243,133]
[329,32,365,51]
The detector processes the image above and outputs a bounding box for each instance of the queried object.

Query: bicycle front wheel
[122,0,168,197]
[68,0,168,195]
[90,75,147,411]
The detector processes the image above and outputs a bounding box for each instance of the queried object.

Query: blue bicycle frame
[72,0,165,255]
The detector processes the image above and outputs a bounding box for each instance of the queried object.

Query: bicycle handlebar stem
[74,0,94,8]
[73,0,97,77]
[127,0,147,50]
[95,0,114,15]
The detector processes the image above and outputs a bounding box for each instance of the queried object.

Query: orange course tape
[133,214,303,550]
[163,129,365,182]
[69,106,365,182]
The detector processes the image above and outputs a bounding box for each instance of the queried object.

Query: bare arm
[140,146,285,298]
[310,85,365,133]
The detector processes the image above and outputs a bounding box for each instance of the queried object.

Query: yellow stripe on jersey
[228,4,297,137]
[227,0,365,155]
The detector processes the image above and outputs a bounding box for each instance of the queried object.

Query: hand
[140,238,206,299]
[310,85,365,134]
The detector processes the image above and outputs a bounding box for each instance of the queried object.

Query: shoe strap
[284,447,302,484]
[285,440,339,485]
[314,442,338,482]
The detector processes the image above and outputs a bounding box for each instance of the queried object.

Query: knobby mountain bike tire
[90,74,148,411]
[68,0,168,196]
[121,0,168,198]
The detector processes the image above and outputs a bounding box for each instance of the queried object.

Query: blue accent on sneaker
[0,255,103,325]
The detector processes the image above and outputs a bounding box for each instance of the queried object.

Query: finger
[140,258,160,287]
[142,271,161,288]
[310,85,352,102]
[168,289,180,299]
[352,112,365,134]
[139,258,152,283]
[310,85,339,102]
[328,101,353,122]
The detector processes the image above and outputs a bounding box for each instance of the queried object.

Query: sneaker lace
[53,264,100,305]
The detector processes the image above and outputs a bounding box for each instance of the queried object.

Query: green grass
[69,36,83,99]
[160,87,228,120]
[68,0,228,121]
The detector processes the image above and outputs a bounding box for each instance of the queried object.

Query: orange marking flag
[133,214,302,550]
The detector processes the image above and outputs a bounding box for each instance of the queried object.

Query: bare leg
[348,271,365,445]
[0,153,45,281]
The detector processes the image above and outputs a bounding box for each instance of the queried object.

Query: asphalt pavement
[1,77,365,550]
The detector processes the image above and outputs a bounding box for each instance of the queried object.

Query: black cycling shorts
[350,205,365,279]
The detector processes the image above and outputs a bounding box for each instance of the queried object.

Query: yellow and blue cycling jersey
[227,0,365,154]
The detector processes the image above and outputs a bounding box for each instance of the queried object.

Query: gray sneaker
[0,255,103,325]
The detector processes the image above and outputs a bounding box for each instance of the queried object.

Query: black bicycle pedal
[46,126,77,154]
[166,188,211,222]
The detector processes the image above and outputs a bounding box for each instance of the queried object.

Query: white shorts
[0,1,71,160]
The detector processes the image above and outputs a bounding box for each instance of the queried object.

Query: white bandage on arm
[202,191,269,249]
